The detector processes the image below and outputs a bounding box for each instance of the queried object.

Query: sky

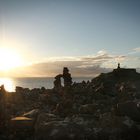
[0,0,140,77]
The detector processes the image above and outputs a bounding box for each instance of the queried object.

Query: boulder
[79,104,98,114]
[35,121,86,140]
[116,101,140,122]
[23,109,39,118]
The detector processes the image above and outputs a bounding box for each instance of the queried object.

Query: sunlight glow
[0,78,15,92]
[0,47,23,71]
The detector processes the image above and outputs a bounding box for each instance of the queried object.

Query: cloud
[133,47,140,52]
[5,50,129,77]
[127,47,140,55]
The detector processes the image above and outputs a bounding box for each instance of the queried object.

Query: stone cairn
[63,67,72,88]
[53,67,72,90]
[53,74,63,90]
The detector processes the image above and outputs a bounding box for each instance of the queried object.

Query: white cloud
[133,47,140,52]
[4,50,129,77]
[2,49,140,77]
[97,50,107,55]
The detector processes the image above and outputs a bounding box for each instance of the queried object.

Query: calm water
[0,77,91,92]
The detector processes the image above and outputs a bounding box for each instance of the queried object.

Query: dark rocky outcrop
[0,67,140,140]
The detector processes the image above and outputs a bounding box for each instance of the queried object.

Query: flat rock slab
[11,117,33,121]
[11,116,34,129]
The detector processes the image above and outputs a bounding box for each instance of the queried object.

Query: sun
[0,47,23,71]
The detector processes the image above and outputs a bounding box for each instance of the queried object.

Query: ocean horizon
[0,77,92,92]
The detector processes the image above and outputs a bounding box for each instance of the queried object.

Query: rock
[53,74,63,90]
[1,67,140,139]
[11,116,33,129]
[10,109,40,131]
[53,67,72,90]
[123,116,134,128]
[35,113,62,126]
[116,101,140,122]
[63,67,72,88]
[65,114,98,127]
[79,104,98,114]
[23,109,39,118]
[35,121,86,140]
[53,99,73,117]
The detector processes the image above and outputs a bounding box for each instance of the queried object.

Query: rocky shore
[0,67,140,140]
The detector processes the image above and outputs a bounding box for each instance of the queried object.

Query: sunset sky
[0,0,140,77]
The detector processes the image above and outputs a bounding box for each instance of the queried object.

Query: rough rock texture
[0,68,140,140]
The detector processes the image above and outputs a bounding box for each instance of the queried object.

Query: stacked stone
[53,74,63,90]
[53,67,72,89]
[63,67,72,88]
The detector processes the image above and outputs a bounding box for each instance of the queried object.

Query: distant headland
[113,63,137,77]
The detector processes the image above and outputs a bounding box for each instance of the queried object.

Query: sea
[0,77,91,92]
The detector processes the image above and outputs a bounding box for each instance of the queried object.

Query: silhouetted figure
[117,63,120,69]
[63,67,72,88]
[54,74,63,90]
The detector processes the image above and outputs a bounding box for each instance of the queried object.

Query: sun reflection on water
[0,78,15,92]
